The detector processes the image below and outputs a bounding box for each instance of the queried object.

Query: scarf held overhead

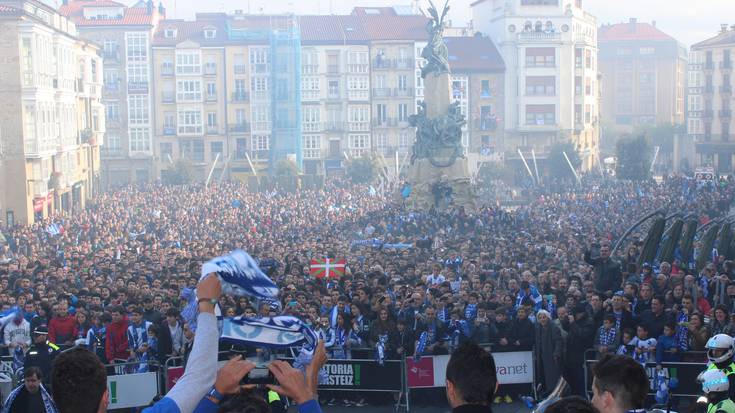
[201,250,279,300]
[221,315,318,351]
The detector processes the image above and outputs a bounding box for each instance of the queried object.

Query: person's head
[24,366,42,394]
[621,328,634,344]
[546,397,600,413]
[600,243,611,259]
[537,309,551,326]
[110,306,123,323]
[130,307,144,324]
[651,296,664,314]
[663,322,675,337]
[602,314,615,330]
[635,324,648,340]
[33,325,48,344]
[591,354,648,413]
[217,389,271,413]
[445,342,498,407]
[52,347,108,413]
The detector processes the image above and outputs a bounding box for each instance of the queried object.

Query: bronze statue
[409,101,466,168]
[420,0,451,79]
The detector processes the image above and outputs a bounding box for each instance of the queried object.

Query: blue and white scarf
[464,303,478,322]
[375,334,388,366]
[293,347,329,384]
[221,315,318,351]
[201,250,279,300]
[414,331,428,361]
[1,383,58,413]
[598,326,617,347]
[350,239,383,249]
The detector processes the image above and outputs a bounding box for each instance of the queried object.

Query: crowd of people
[0,174,734,409]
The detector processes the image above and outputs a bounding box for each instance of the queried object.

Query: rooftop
[445,35,505,72]
[59,0,158,27]
[598,20,674,42]
[692,25,735,49]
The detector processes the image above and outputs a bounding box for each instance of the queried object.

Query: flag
[221,315,318,350]
[46,223,63,236]
[309,258,346,279]
[201,250,279,300]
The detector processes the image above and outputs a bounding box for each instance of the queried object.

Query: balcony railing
[324,122,345,132]
[347,63,369,73]
[128,82,149,93]
[705,61,715,70]
[161,65,174,76]
[373,58,391,70]
[104,82,120,92]
[103,50,119,61]
[234,65,247,74]
[721,85,733,94]
[204,65,217,76]
[373,118,397,127]
[207,125,219,135]
[394,87,414,97]
[704,109,714,118]
[178,125,203,135]
[162,91,175,103]
[231,91,250,102]
[327,92,341,100]
[720,109,733,119]
[704,85,715,94]
[394,58,414,69]
[518,31,562,42]
[205,93,218,102]
[372,88,392,97]
[163,127,176,136]
[302,64,319,74]
[228,123,251,133]
[348,121,370,131]
[327,64,339,74]
[722,60,733,70]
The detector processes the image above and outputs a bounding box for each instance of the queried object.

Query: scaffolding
[227,15,302,173]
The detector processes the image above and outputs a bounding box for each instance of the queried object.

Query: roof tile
[598,22,673,42]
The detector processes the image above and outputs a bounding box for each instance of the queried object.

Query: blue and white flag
[46,223,63,236]
[222,315,318,351]
[201,250,279,300]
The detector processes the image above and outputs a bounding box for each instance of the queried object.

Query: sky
[92,0,734,48]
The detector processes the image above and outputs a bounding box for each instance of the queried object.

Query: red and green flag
[309,258,346,279]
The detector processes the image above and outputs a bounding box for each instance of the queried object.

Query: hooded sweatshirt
[48,315,76,344]
[106,316,130,361]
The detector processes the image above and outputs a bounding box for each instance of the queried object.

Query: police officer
[24,325,60,387]
[705,334,735,401]
[699,370,735,413]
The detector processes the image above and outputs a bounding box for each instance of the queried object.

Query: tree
[345,156,379,184]
[164,159,196,185]
[548,142,581,180]
[273,158,299,176]
[616,135,653,180]
[632,123,686,154]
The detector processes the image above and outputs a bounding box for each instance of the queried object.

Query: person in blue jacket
[50,274,327,413]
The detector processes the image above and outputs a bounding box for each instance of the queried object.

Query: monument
[405,0,477,211]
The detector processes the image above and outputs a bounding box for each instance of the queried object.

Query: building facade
[471,0,600,171]
[60,0,163,187]
[688,25,735,173]
[598,19,687,134]
[0,0,103,225]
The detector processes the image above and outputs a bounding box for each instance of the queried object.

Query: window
[348,106,370,131]
[234,54,246,74]
[575,48,582,68]
[526,76,555,95]
[303,107,320,132]
[104,69,120,89]
[251,77,268,98]
[481,80,491,97]
[128,95,149,125]
[106,103,119,121]
[106,134,121,151]
[375,133,388,150]
[207,112,217,127]
[163,112,176,133]
[585,77,591,95]
[328,80,340,97]
[520,0,558,5]
[575,104,582,124]
[617,48,632,56]
[235,109,247,126]
[376,104,387,122]
[252,107,270,131]
[303,135,321,158]
[575,76,582,95]
[177,80,202,101]
[211,141,223,160]
[347,76,369,91]
[206,82,216,98]
[160,142,173,158]
[103,39,118,58]
[525,104,555,125]
[301,77,320,100]
[252,135,270,151]
[249,48,270,73]
[204,28,217,39]
[236,138,247,159]
[178,110,202,135]
[585,50,592,68]
[525,47,555,67]
[640,47,655,55]
[176,52,201,75]
[164,28,177,38]
[399,132,411,153]
[398,103,409,122]
[398,75,408,90]
[234,79,247,95]
[129,127,150,152]
[126,33,148,62]
[689,95,702,111]
[127,62,148,85]
[348,134,369,156]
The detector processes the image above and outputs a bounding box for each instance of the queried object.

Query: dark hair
[445,342,497,405]
[52,347,107,413]
[166,308,180,318]
[603,314,616,324]
[25,366,42,380]
[545,396,599,413]
[592,354,648,411]
[217,389,271,413]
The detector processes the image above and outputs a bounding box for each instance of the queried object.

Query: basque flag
[309,258,346,279]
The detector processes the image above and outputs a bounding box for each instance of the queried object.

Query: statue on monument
[420,0,451,79]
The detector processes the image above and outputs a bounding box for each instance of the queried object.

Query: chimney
[629,17,637,33]
[651,20,656,27]
[146,0,154,15]
[721,24,729,33]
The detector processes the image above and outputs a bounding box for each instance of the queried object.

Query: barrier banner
[408,351,534,388]
[585,358,705,397]
[166,366,185,391]
[319,359,403,391]
[107,372,159,409]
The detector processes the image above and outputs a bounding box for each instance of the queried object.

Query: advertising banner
[407,352,534,388]
[107,372,159,409]
[318,359,403,391]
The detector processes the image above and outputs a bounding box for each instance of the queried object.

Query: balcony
[302,64,319,74]
[347,63,369,73]
[231,91,249,102]
[722,60,733,71]
[704,85,715,95]
[205,93,217,102]
[474,118,498,131]
[324,122,345,132]
[394,87,414,97]
[207,125,219,135]
[128,82,149,93]
[348,121,370,132]
[704,109,714,119]
[394,58,414,70]
[163,127,176,136]
[103,50,119,62]
[373,58,391,70]
[161,65,174,76]
[326,92,341,101]
[162,91,175,103]
[204,65,217,76]
[705,61,715,71]
[104,82,120,92]
[721,85,733,95]
[720,109,732,119]
[234,65,247,75]
[518,31,561,42]
[327,64,339,74]
[228,123,251,133]
[372,88,392,97]
[373,118,397,128]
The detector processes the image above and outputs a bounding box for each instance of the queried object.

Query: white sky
[71,0,734,48]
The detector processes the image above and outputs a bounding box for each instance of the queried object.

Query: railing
[394,87,414,97]
[326,92,341,100]
[231,91,249,102]
[161,65,174,76]
[204,65,216,75]
[162,91,175,103]
[704,85,715,94]
[721,60,733,70]
[207,126,219,135]
[373,58,391,70]
[205,93,217,102]
[103,50,119,61]
[302,122,321,132]
[720,109,732,118]
[302,64,319,74]
[163,127,176,136]
[394,58,414,69]
[721,85,733,94]
[128,81,149,93]
[327,64,339,74]
[347,63,369,73]
[348,121,370,131]
[324,121,345,132]
[705,61,715,70]
[518,31,561,42]
[104,82,120,92]
[373,118,397,127]
[228,123,250,133]
[372,88,392,97]
[233,64,246,74]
